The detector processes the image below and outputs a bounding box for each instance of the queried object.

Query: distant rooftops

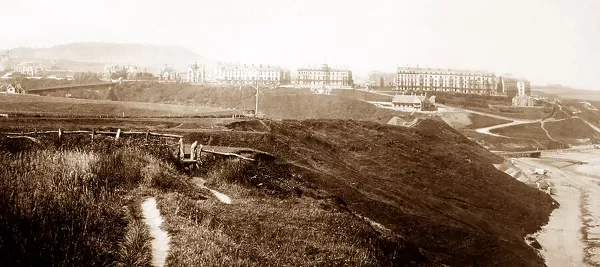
[216,62,288,72]
[298,63,352,72]
[397,66,495,76]
[499,74,530,82]
[392,95,424,104]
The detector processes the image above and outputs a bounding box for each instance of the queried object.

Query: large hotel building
[296,64,353,89]
[396,67,498,94]
[213,63,291,85]
[395,66,531,97]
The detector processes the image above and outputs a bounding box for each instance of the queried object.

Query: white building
[396,66,498,94]
[213,63,291,85]
[391,94,437,111]
[297,64,353,89]
[18,62,43,76]
[187,62,205,83]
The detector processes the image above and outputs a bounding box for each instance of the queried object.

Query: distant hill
[8,42,214,72]
[532,85,600,101]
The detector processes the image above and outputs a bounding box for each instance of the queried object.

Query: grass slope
[442,112,511,129]
[545,118,600,144]
[38,82,405,122]
[0,136,185,266]
[0,131,425,266]
[462,130,566,151]
[489,122,549,140]
[0,94,231,117]
[184,118,556,266]
[465,113,511,129]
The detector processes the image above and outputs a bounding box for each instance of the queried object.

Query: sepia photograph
[1,0,599,266]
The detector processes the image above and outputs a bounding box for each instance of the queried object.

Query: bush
[0,141,165,266]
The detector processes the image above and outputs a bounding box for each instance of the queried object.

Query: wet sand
[513,148,600,266]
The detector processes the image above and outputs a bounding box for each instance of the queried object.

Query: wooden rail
[26,82,115,92]
[4,130,183,139]
[3,129,257,168]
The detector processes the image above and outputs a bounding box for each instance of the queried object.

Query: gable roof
[392,95,423,104]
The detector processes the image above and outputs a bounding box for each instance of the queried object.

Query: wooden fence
[3,129,255,167]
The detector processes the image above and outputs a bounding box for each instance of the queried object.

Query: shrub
[0,144,162,266]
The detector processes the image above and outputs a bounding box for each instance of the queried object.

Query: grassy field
[0,94,233,117]
[333,89,392,102]
[465,113,511,128]
[158,158,416,266]
[0,132,424,266]
[433,92,511,108]
[441,112,511,129]
[35,82,405,122]
[489,122,550,140]
[0,117,179,132]
[544,118,600,144]
[183,118,556,266]
[462,130,566,151]
[0,136,184,266]
[467,106,551,120]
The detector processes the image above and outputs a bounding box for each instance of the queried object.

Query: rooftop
[216,62,288,72]
[392,95,424,104]
[397,67,495,76]
[298,64,352,72]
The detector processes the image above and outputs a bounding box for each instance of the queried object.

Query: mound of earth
[185,118,556,266]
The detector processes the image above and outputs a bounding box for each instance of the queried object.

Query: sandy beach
[513,148,600,266]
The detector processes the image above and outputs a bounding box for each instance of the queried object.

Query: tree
[106,86,118,101]
[135,72,155,80]
[110,71,127,80]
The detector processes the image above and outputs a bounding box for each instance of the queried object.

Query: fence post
[145,130,149,144]
[91,129,95,142]
[190,141,198,160]
[178,138,184,160]
[115,129,121,141]
[58,128,62,142]
[198,144,203,164]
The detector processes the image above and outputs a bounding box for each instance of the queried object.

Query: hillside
[182,119,556,266]
[38,83,408,123]
[8,42,212,70]
[0,94,232,118]
[544,118,600,144]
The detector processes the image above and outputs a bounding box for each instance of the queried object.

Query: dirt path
[141,198,171,267]
[474,120,539,138]
[541,120,558,142]
[513,148,600,266]
[435,104,536,121]
[192,177,232,204]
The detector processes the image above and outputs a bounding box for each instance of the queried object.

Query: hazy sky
[1,0,599,89]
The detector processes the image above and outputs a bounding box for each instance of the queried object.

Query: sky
[1,0,599,89]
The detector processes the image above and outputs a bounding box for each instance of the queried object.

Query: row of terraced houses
[150,61,530,97]
[147,62,353,89]
[394,67,531,98]
[210,63,353,89]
